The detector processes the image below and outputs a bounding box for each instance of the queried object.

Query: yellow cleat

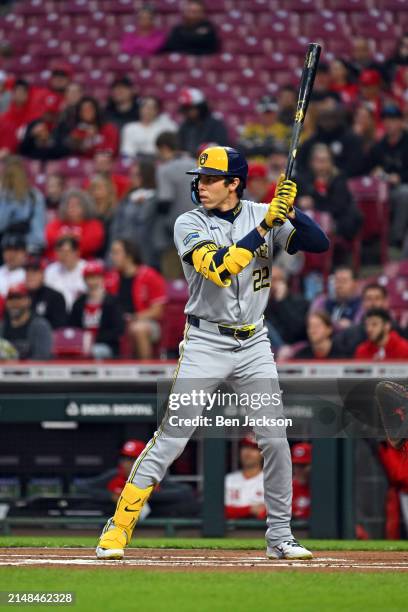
[96,482,154,560]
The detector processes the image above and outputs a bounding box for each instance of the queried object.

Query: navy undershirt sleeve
[286,208,330,254]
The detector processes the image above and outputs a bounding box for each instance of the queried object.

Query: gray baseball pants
[128,322,293,546]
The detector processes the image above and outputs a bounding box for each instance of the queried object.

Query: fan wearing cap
[178,88,228,156]
[238,95,291,160]
[291,442,311,521]
[363,103,408,248]
[162,0,219,56]
[69,260,124,359]
[0,234,26,299]
[96,145,329,561]
[0,282,52,359]
[19,94,68,161]
[225,436,266,520]
[107,440,149,502]
[25,256,67,329]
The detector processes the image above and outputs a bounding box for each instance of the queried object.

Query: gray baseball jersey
[174,200,295,325]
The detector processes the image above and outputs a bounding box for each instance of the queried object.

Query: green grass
[0,569,405,612]
[1,535,408,551]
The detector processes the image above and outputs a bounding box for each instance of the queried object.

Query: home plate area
[1,549,408,572]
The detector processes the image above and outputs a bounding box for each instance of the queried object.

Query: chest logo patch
[183,232,200,246]
[255,244,269,259]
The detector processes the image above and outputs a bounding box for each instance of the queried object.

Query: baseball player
[96,146,329,561]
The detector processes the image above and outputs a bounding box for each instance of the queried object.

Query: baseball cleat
[266,539,313,560]
[95,545,124,560]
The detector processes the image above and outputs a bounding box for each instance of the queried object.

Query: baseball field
[0,537,407,611]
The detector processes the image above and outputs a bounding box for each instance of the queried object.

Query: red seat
[159,280,189,359]
[348,176,389,266]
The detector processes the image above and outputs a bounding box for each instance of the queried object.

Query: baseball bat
[285,42,321,180]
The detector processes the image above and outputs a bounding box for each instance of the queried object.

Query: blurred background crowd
[0,0,407,361]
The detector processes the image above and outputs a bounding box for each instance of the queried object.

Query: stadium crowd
[0,0,407,360]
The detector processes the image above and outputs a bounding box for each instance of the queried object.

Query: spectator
[291,442,311,521]
[238,95,290,159]
[225,435,266,520]
[313,62,331,99]
[297,104,364,177]
[311,266,362,329]
[30,62,73,119]
[19,95,67,160]
[121,96,176,158]
[297,143,362,241]
[358,68,392,129]
[86,174,117,256]
[69,260,124,358]
[264,265,309,349]
[105,76,140,132]
[24,256,67,329]
[0,70,11,114]
[44,172,66,216]
[376,441,408,539]
[44,236,86,312]
[0,80,34,154]
[109,239,166,359]
[109,159,157,265]
[0,283,52,359]
[45,189,105,260]
[334,283,401,357]
[61,96,119,158]
[268,145,288,184]
[355,308,408,360]
[347,37,384,80]
[120,6,165,58]
[352,104,378,154]
[364,104,408,247]
[0,156,45,253]
[385,33,408,83]
[276,84,297,128]
[245,163,276,204]
[83,151,131,200]
[329,58,359,106]
[294,311,344,359]
[154,131,195,275]
[0,234,26,298]
[57,82,84,134]
[178,88,228,156]
[163,0,219,55]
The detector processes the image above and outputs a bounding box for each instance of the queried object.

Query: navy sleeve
[286,208,330,254]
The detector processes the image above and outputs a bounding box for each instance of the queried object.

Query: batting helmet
[186,146,248,205]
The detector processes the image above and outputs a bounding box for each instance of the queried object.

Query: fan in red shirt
[29,63,73,121]
[245,163,276,204]
[376,442,408,539]
[63,96,119,158]
[224,435,266,520]
[109,239,166,359]
[0,79,36,153]
[45,189,105,260]
[291,442,311,520]
[355,308,408,360]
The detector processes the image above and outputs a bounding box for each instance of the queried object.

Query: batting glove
[275,173,297,208]
[263,196,290,228]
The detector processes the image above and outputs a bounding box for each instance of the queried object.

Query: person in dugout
[225,435,266,520]
[291,442,312,521]
[77,439,199,518]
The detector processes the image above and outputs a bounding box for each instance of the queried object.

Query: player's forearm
[286,208,330,254]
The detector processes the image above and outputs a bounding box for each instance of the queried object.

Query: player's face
[198,175,239,210]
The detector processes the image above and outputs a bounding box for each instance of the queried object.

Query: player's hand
[274,173,297,207]
[264,196,290,228]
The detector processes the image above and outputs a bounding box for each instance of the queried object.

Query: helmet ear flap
[191,176,201,205]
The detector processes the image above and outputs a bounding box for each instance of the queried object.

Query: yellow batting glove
[274,173,297,209]
[264,196,290,228]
